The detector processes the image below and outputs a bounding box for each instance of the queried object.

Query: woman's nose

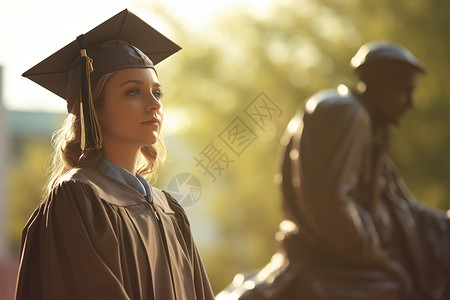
[145,92,162,111]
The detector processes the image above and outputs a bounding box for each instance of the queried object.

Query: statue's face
[370,73,419,126]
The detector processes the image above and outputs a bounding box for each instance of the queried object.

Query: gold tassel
[77,35,102,151]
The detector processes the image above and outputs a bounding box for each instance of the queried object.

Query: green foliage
[7,139,50,252]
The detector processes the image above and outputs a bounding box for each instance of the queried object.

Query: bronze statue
[218,42,450,300]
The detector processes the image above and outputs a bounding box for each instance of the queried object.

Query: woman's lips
[141,120,160,127]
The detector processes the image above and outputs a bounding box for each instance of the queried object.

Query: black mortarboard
[22,9,181,150]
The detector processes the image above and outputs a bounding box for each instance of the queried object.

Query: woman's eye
[126,88,141,96]
[152,90,163,100]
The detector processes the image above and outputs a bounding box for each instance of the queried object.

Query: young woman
[15,9,214,300]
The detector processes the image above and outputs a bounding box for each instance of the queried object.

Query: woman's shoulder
[29,176,103,234]
[44,169,102,210]
[58,167,100,184]
[49,168,101,201]
[56,167,147,207]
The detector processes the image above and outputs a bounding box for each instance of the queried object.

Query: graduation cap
[23,9,181,150]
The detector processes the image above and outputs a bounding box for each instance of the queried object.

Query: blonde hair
[43,71,166,198]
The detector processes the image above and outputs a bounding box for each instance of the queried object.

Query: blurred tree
[8,139,50,252]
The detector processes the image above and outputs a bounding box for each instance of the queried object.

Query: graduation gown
[15,166,214,300]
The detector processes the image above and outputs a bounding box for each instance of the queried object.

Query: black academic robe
[15,167,214,300]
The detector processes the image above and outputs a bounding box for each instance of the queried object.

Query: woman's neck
[102,142,140,174]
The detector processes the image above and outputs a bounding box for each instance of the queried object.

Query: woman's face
[97,68,163,150]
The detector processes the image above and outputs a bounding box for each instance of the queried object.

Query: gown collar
[97,159,152,201]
